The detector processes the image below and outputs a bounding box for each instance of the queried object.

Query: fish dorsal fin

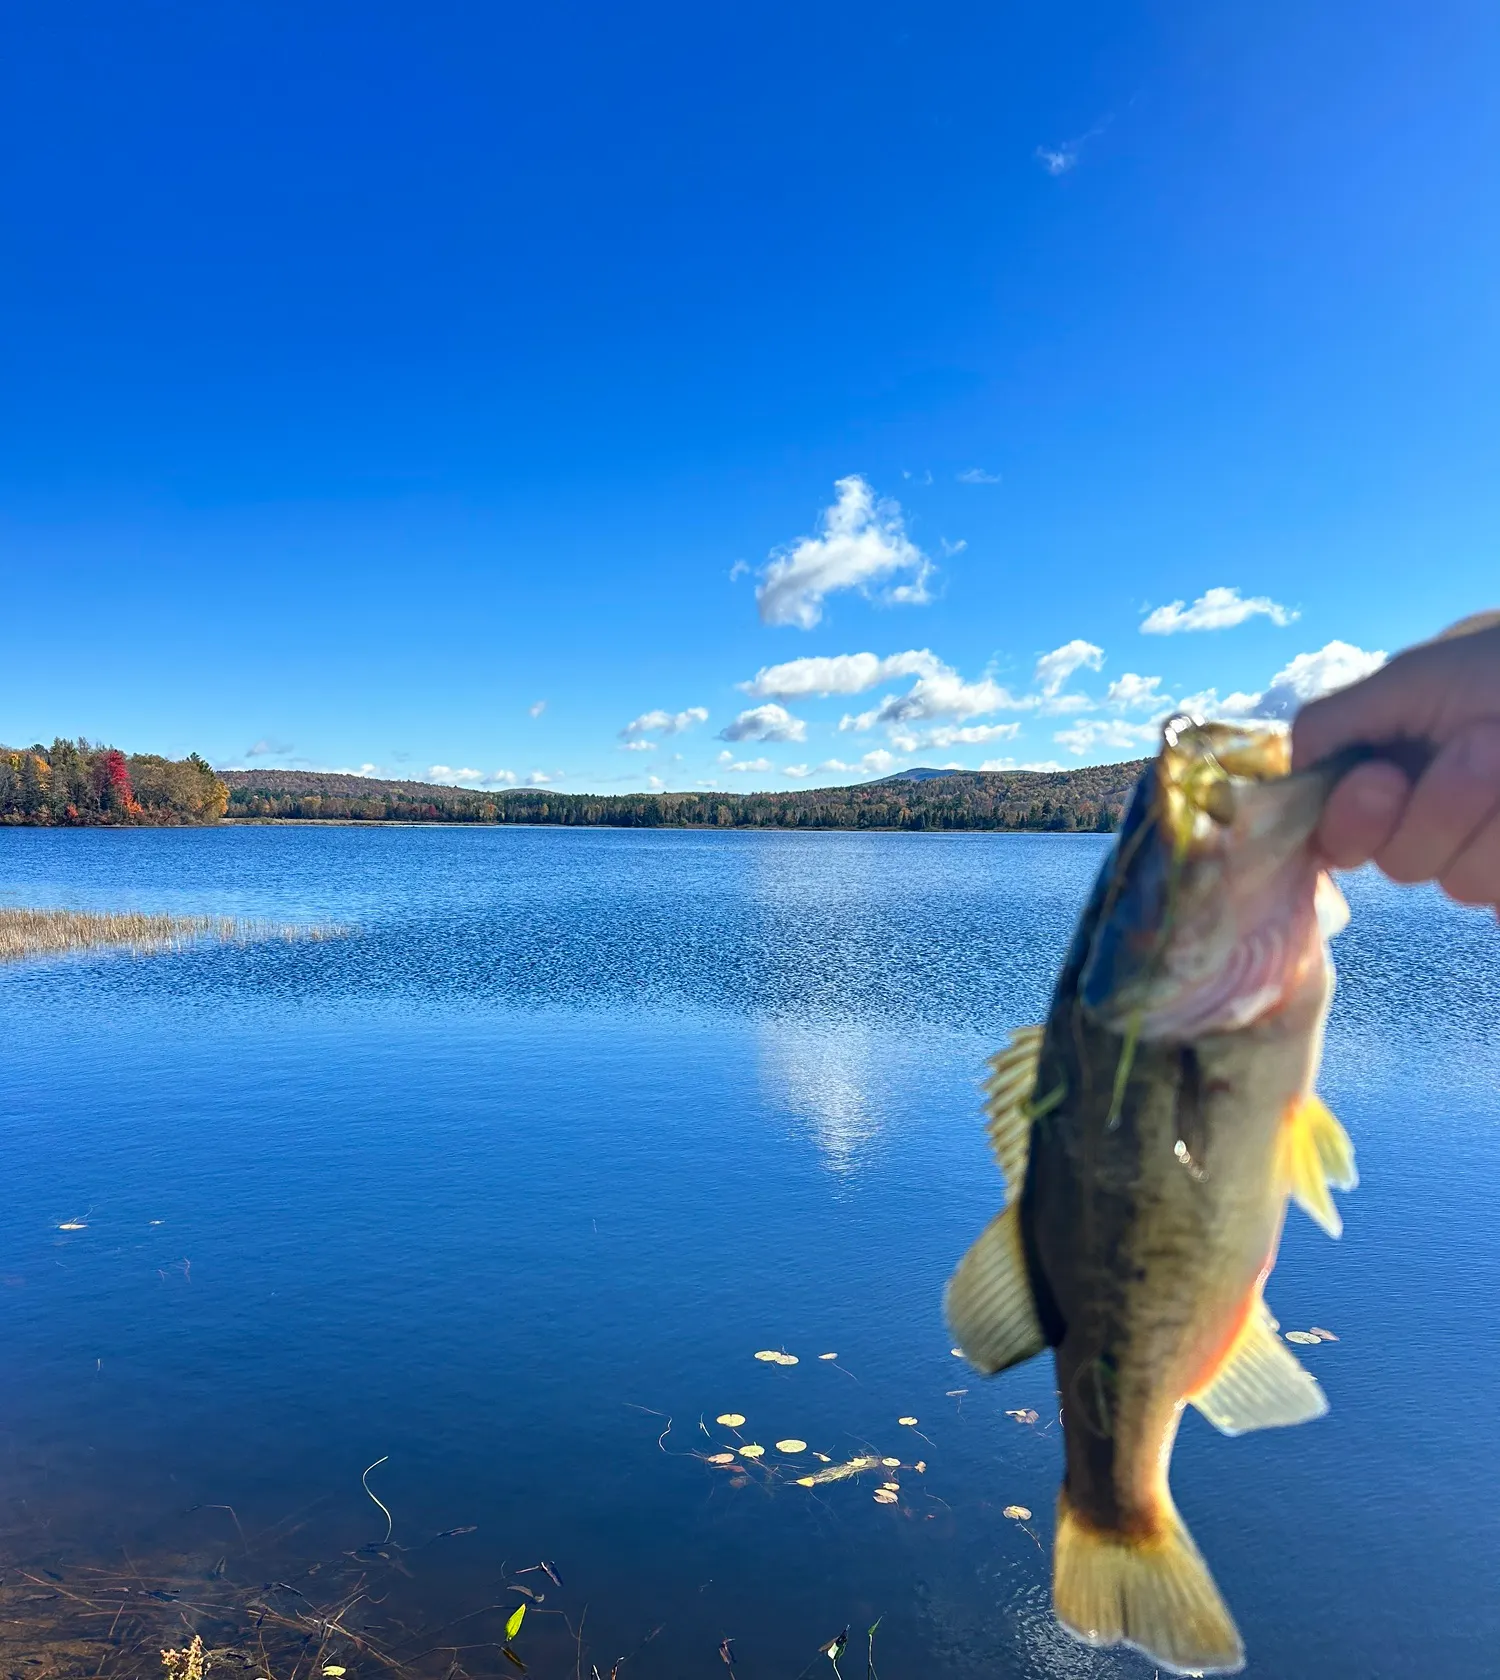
[983,1024,1044,1205]
[944,1203,1047,1376]
[1279,1093,1358,1238]
[1190,1298,1327,1436]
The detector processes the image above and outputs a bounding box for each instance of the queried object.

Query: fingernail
[1351,768,1406,818]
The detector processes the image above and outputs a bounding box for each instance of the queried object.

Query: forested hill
[220,761,1147,830]
[1,741,229,825]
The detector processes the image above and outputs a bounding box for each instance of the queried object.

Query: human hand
[1291,611,1500,908]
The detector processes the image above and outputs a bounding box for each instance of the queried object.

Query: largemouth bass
[946,717,1374,1676]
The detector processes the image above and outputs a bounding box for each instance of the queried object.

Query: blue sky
[3,1,1496,792]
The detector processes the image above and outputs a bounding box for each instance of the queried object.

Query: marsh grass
[0,909,346,965]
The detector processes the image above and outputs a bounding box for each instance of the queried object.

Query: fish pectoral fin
[1190,1301,1328,1436]
[1280,1093,1358,1238]
[944,1203,1046,1375]
[983,1024,1044,1205]
[1054,1490,1244,1676]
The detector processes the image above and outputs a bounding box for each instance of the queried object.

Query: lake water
[1,826,1496,1679]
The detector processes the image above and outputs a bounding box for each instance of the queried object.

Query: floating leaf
[775,1439,807,1453]
[729,1474,748,1488]
[946,1388,968,1397]
[502,1648,527,1673]
[719,1639,736,1668]
[950,1347,964,1357]
[705,1452,736,1465]
[914,1460,927,1473]
[1285,1330,1321,1345]
[539,1561,564,1586]
[872,1488,897,1504]
[437,1524,478,1537]
[880,1481,900,1491]
[322,1669,346,1676]
[738,1444,765,1458]
[716,1413,746,1427]
[1003,1504,1032,1520]
[754,1350,781,1362]
[1310,1327,1340,1342]
[774,1354,799,1366]
[795,1475,816,1487]
[505,1603,527,1642]
[813,1452,832,1462]
[1005,1408,1039,1424]
[57,1222,87,1232]
[797,1453,881,1485]
[819,1352,838,1360]
[897,1416,918,1426]
[881,1457,901,1468]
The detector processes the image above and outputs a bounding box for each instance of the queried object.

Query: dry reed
[0,908,346,964]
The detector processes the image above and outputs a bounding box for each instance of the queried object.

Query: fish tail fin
[1053,1490,1244,1676]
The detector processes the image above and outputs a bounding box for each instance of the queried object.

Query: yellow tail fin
[1053,1491,1244,1676]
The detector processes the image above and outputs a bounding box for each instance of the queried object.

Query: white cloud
[981,757,1065,772]
[1140,586,1298,635]
[782,764,811,778]
[1175,688,1265,721]
[818,750,897,777]
[1038,692,1095,715]
[620,706,709,740]
[1035,639,1105,697]
[1105,673,1172,711]
[756,475,933,629]
[1256,640,1386,718]
[245,738,292,758]
[888,721,1022,752]
[719,703,808,743]
[647,775,665,790]
[728,559,750,582]
[528,700,547,718]
[526,770,552,786]
[427,765,519,787]
[1054,719,1160,758]
[841,663,1034,732]
[622,740,657,752]
[741,648,943,699]
[720,755,773,773]
[956,467,1002,484]
[1036,145,1077,176]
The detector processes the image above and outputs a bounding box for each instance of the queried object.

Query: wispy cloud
[528,700,547,718]
[1104,672,1172,711]
[741,649,943,700]
[782,763,811,778]
[427,765,519,786]
[719,703,807,743]
[1035,639,1104,697]
[717,751,774,773]
[622,740,657,752]
[756,476,933,629]
[620,706,709,740]
[1035,116,1112,177]
[818,750,897,777]
[956,468,1001,484]
[526,770,552,786]
[887,721,1022,752]
[1053,718,1160,757]
[840,662,1034,732]
[647,774,665,790]
[728,559,751,582]
[1141,586,1298,635]
[245,738,293,758]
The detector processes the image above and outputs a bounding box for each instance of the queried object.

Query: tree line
[220,763,1144,831]
[0,740,229,825]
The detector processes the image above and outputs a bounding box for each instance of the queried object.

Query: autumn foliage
[0,740,229,826]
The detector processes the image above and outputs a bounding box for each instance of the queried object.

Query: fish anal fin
[1280,1093,1357,1238]
[1054,1490,1244,1676]
[983,1024,1044,1204]
[944,1203,1046,1376]
[1190,1300,1327,1436]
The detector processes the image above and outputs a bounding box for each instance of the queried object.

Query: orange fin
[982,1024,1043,1205]
[1190,1298,1327,1436]
[1280,1094,1357,1238]
[1053,1489,1244,1675]
[944,1203,1045,1376]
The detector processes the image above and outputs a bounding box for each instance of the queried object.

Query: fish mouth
[1079,716,1334,1039]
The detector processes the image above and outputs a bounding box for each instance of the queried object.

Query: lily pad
[1003,1505,1031,1520]
[753,1350,781,1362]
[1285,1330,1321,1345]
[716,1413,746,1427]
[897,1416,918,1426]
[705,1452,736,1465]
[739,1443,765,1458]
[873,1488,897,1504]
[775,1439,807,1453]
[774,1354,799,1366]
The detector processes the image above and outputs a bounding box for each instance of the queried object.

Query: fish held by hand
[946,717,1373,1676]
